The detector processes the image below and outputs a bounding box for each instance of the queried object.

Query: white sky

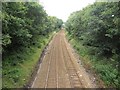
[39,0,96,22]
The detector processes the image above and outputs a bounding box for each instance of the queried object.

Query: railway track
[31,30,96,88]
[61,31,84,88]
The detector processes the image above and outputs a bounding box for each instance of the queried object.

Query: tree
[65,2,119,57]
[2,2,63,54]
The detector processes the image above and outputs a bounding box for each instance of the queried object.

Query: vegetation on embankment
[3,34,53,88]
[65,2,119,88]
[2,2,63,88]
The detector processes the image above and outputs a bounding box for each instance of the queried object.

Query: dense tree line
[65,2,119,59]
[65,2,119,87]
[2,2,63,55]
[2,2,63,88]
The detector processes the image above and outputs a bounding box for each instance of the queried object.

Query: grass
[66,32,119,88]
[2,33,55,88]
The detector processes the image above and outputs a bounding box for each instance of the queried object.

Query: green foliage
[2,34,11,46]
[2,35,52,88]
[65,2,119,88]
[2,2,63,88]
[68,36,119,88]
[65,2,119,57]
[2,2,63,52]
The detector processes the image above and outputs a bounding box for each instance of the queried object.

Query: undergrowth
[66,32,119,88]
[2,33,55,88]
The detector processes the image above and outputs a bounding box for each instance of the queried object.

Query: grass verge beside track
[2,32,55,88]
